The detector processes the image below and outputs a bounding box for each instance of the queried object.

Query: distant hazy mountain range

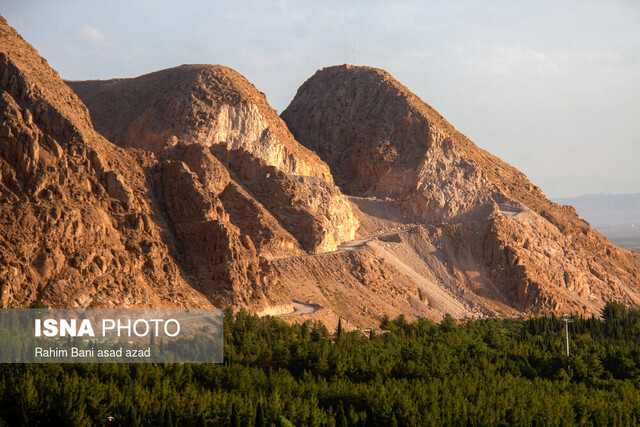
[554,193,640,227]
[554,193,640,251]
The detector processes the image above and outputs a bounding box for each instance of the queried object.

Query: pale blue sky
[2,0,639,197]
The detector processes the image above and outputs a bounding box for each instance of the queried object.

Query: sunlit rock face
[69,64,359,255]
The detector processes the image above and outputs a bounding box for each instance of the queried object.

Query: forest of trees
[1,302,640,426]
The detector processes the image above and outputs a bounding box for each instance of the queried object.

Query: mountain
[280,65,640,322]
[554,193,640,252]
[2,13,639,325]
[554,193,640,227]
[0,15,289,311]
[67,65,358,255]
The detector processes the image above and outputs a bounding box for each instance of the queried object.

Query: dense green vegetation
[1,302,640,426]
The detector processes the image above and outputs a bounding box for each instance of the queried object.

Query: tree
[336,402,347,427]
[163,406,174,427]
[337,318,343,341]
[197,412,207,427]
[229,403,240,427]
[254,402,265,427]
[440,313,456,332]
[277,415,294,427]
[30,300,47,309]
[380,314,391,330]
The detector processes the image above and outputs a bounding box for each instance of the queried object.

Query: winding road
[336,227,413,251]
[272,227,415,317]
[265,226,414,261]
[276,301,321,317]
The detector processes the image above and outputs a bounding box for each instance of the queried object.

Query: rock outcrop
[68,65,359,254]
[282,65,640,316]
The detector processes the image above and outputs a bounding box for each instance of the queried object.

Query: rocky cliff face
[282,65,640,316]
[68,65,359,254]
[0,15,286,311]
[282,65,505,223]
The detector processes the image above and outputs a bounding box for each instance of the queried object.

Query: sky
[1,0,639,198]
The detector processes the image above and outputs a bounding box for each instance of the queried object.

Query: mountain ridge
[2,16,639,325]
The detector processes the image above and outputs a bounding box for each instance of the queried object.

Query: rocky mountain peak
[69,64,359,255]
[0,16,95,142]
[69,64,333,180]
[285,65,459,197]
[282,63,640,317]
